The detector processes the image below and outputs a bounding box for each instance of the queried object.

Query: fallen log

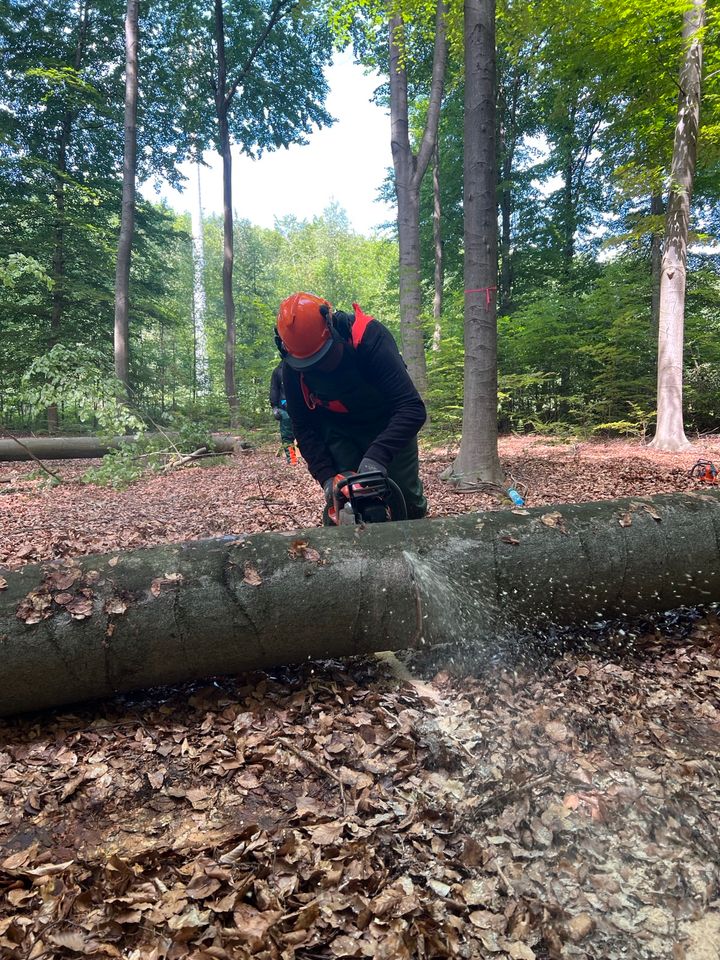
[1,491,719,716]
[0,433,249,462]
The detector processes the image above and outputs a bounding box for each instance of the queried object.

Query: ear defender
[274,327,288,357]
[319,303,340,342]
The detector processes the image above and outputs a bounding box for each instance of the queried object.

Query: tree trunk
[388,3,448,395]
[448,0,503,488]
[113,0,140,397]
[431,141,443,351]
[192,160,211,395]
[2,491,719,716]
[650,0,705,452]
[214,0,239,427]
[0,434,244,462]
[650,191,664,338]
[498,69,520,314]
[48,0,91,433]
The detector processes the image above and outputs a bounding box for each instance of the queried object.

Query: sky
[142,51,395,237]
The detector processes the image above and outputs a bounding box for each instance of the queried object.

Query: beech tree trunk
[388,2,448,395]
[650,0,705,452]
[213,0,239,427]
[48,0,91,432]
[0,434,243,461]
[448,0,503,488]
[2,491,719,716]
[650,191,664,338]
[431,141,443,352]
[114,0,139,396]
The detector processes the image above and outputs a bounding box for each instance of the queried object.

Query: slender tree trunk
[499,158,512,314]
[498,71,520,314]
[431,141,443,351]
[191,160,210,394]
[650,0,705,452]
[650,191,664,338]
[563,152,575,268]
[48,1,90,432]
[214,0,239,426]
[210,0,293,426]
[219,115,238,426]
[114,0,139,397]
[448,0,502,488]
[388,3,448,396]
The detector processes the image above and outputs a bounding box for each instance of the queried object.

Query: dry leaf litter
[1,436,719,959]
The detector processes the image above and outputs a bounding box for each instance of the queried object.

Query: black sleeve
[355,322,427,467]
[269,365,284,408]
[282,364,336,487]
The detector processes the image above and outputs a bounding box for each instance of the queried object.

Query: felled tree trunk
[0,434,246,462]
[1,492,719,716]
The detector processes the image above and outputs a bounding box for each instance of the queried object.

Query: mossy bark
[1,491,719,715]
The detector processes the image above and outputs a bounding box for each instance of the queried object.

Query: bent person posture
[269,362,297,464]
[274,291,427,522]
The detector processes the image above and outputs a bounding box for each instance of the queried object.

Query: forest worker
[269,361,297,463]
[275,291,428,521]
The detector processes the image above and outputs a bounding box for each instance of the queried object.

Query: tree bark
[213,0,239,427]
[650,191,664,338]
[211,0,294,426]
[650,0,705,452]
[498,67,521,314]
[431,141,443,351]
[113,0,139,397]
[0,434,244,462]
[48,0,91,433]
[448,0,503,488]
[388,2,448,395]
[2,491,719,716]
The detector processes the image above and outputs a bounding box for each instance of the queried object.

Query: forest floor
[1,435,719,960]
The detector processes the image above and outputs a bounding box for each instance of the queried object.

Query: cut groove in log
[0,433,248,462]
[0,491,719,716]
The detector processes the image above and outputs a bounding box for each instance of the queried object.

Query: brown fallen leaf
[546,720,570,743]
[150,572,184,596]
[104,597,128,615]
[65,596,94,620]
[619,512,632,527]
[243,562,263,586]
[46,566,82,591]
[540,511,567,533]
[500,535,520,545]
[0,577,7,590]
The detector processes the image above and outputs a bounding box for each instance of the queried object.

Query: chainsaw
[325,471,408,525]
[688,460,719,485]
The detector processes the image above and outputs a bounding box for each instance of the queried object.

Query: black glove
[272,407,283,421]
[357,456,386,476]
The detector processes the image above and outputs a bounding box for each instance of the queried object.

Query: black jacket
[283,306,426,486]
[269,363,285,409]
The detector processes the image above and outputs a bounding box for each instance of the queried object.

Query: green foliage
[20,345,144,438]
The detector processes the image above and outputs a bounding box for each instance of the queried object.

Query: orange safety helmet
[276,292,334,370]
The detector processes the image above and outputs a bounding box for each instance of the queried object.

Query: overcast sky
[142,51,395,237]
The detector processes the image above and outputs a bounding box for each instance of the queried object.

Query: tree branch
[225,0,298,110]
[413,0,449,190]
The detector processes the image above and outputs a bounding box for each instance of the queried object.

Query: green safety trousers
[278,410,295,446]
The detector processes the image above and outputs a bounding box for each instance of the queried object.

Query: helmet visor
[283,336,335,371]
